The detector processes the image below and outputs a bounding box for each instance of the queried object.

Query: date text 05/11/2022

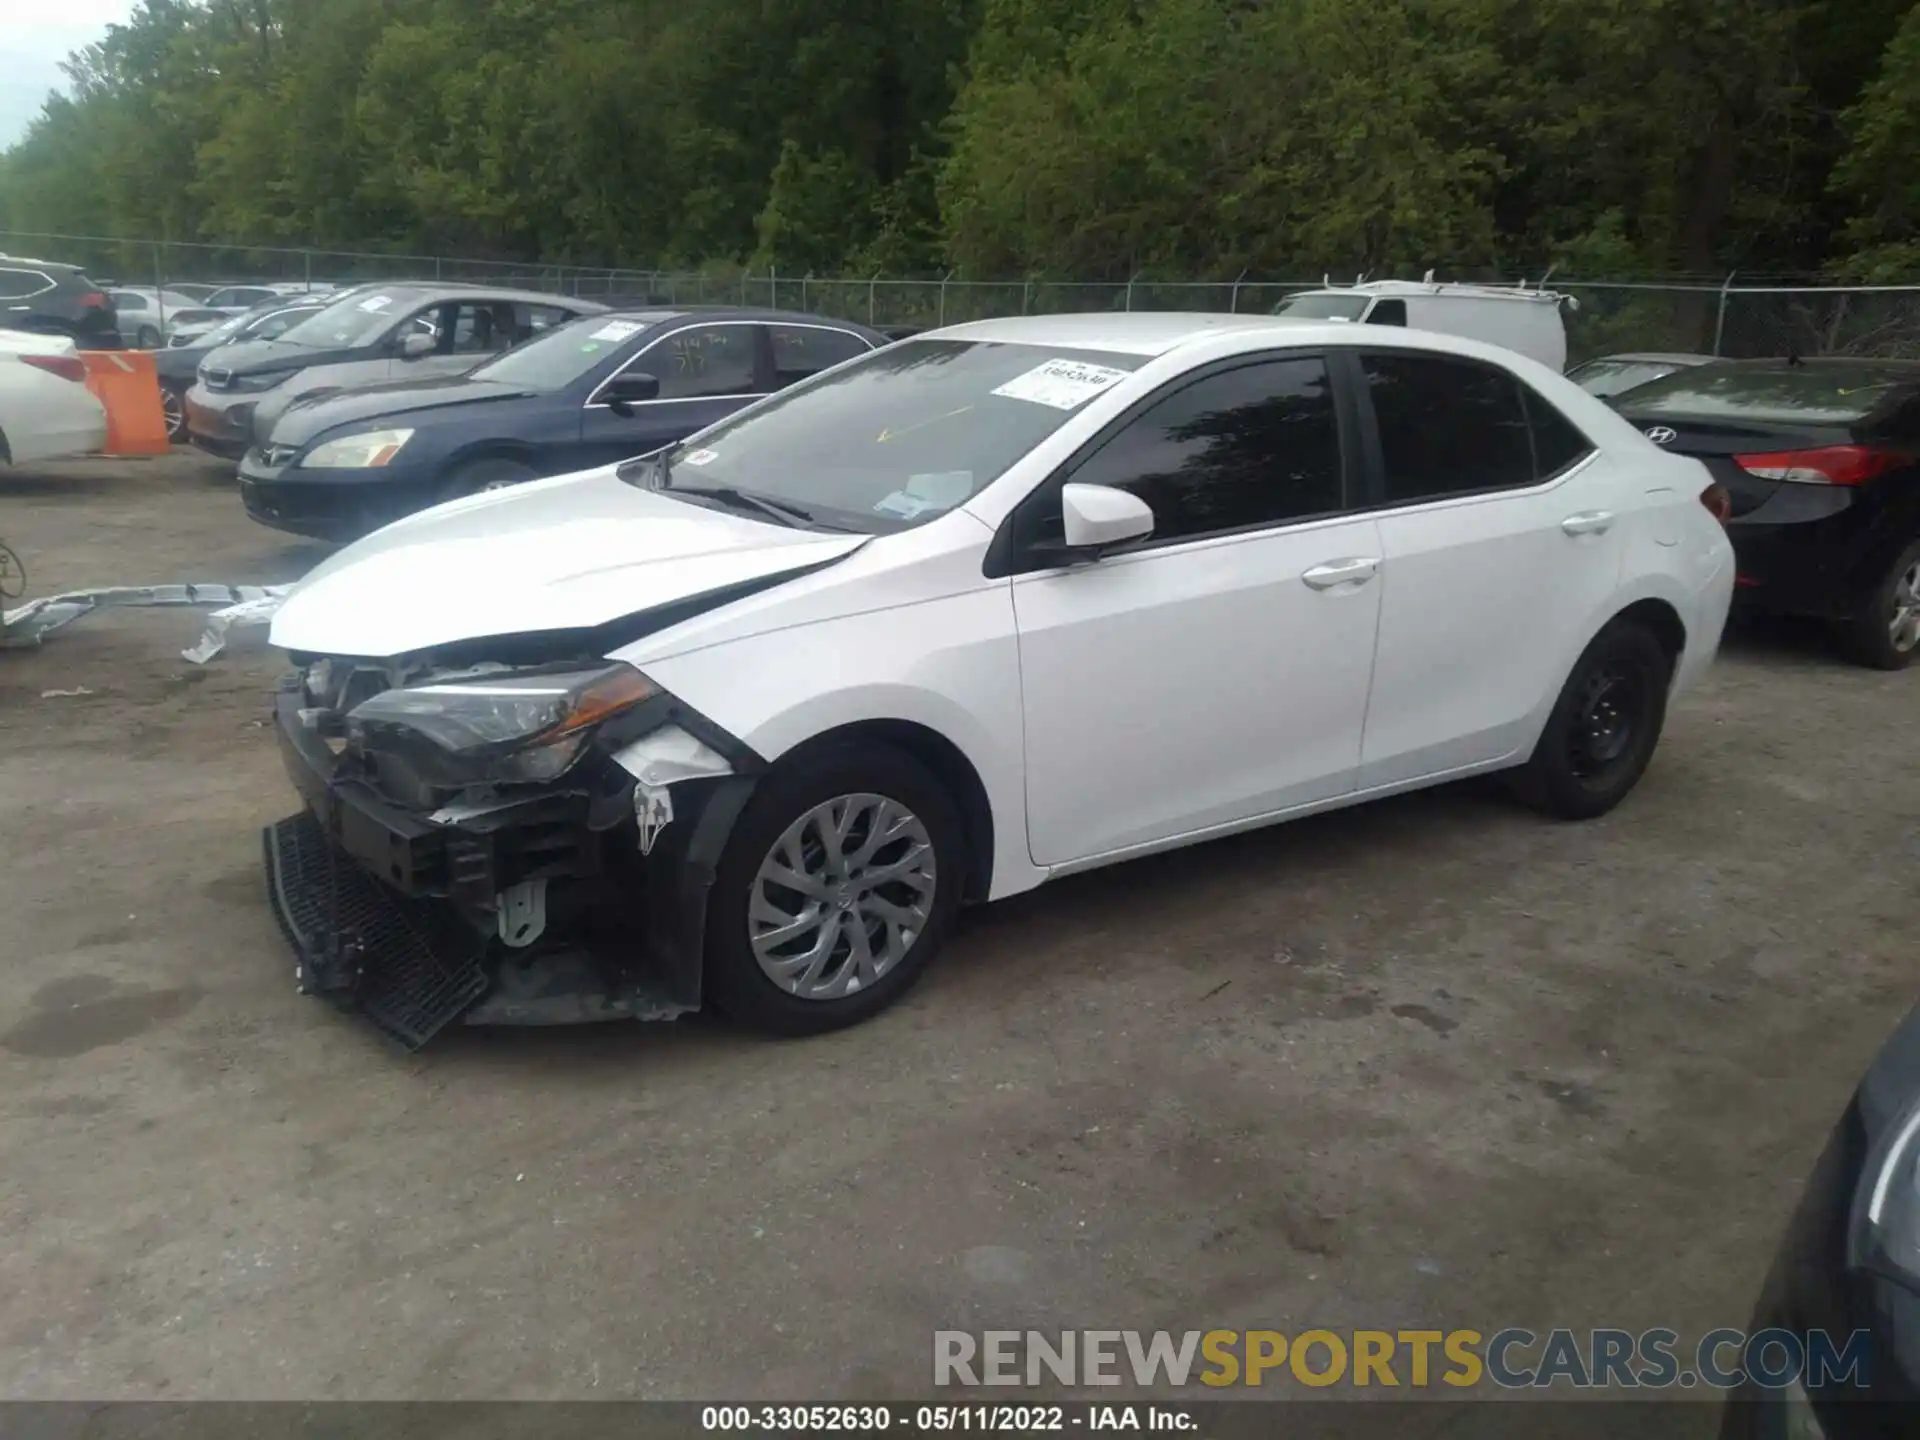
[699,1404,1198,1432]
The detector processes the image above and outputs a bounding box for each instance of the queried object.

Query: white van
[1271,280,1572,371]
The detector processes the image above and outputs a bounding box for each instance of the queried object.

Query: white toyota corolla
[262,313,1734,1046]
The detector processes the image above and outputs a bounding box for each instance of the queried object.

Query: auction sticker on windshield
[357,294,393,313]
[682,448,718,466]
[590,320,645,342]
[992,358,1131,411]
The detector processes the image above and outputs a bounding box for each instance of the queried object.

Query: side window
[0,268,51,300]
[114,293,149,312]
[1361,352,1535,503]
[1365,299,1407,326]
[441,302,524,354]
[518,304,572,335]
[251,310,304,340]
[635,325,759,400]
[1520,386,1596,479]
[1062,356,1344,544]
[768,325,871,388]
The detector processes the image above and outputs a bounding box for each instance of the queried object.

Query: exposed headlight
[346,662,659,786]
[303,428,414,469]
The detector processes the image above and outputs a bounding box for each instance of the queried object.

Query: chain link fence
[5,230,1918,361]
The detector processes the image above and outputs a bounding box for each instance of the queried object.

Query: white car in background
[0,331,106,466]
[264,314,1734,1045]
[108,287,222,349]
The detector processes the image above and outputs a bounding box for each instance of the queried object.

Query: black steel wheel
[1515,618,1673,820]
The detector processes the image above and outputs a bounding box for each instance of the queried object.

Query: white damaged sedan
[263,313,1734,1045]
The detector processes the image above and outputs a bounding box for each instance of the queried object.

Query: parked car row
[234,304,883,537]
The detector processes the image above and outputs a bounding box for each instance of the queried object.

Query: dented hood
[269,466,867,658]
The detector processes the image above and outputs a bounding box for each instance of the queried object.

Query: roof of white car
[1293,280,1568,305]
[929,311,1309,357]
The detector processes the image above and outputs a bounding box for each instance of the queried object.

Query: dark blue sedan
[236,307,884,541]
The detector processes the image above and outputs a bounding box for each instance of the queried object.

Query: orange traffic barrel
[81,349,170,455]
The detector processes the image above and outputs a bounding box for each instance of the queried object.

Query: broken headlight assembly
[345,661,659,788]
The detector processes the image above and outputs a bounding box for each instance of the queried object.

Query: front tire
[159,382,187,443]
[1834,539,1920,671]
[436,456,536,504]
[1514,618,1673,820]
[706,743,966,1036]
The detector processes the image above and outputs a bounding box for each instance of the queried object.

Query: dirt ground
[0,449,1913,1404]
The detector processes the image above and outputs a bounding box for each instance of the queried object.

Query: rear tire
[435,456,536,504]
[705,743,966,1036]
[1834,539,1920,671]
[1514,618,1673,820]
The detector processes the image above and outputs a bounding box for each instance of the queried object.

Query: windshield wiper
[666,483,819,529]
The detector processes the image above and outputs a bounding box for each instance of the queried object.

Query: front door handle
[1561,511,1615,536]
[1301,557,1380,590]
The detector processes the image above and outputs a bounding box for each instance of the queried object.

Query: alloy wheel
[1890,560,1920,654]
[159,387,185,441]
[748,792,937,1000]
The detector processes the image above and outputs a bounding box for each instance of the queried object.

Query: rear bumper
[1727,483,1919,621]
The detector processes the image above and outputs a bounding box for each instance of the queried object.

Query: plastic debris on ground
[0,583,292,659]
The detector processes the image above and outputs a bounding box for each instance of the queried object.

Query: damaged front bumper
[263,681,758,1048]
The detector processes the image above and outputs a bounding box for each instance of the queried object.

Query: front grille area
[264,811,488,1049]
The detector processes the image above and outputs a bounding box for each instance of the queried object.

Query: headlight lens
[303,428,414,469]
[346,662,659,785]
[230,370,287,393]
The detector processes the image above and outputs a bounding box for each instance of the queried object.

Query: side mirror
[1059,482,1154,553]
[399,331,435,359]
[602,372,660,412]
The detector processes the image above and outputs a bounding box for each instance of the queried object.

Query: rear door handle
[1561,511,1615,536]
[1302,557,1380,590]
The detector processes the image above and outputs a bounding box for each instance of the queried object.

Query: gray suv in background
[183,284,605,458]
[0,255,121,348]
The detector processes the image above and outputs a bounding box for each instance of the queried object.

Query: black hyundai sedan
[1720,1005,1920,1438]
[1614,360,1920,669]
[236,307,883,541]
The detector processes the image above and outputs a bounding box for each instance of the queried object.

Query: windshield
[1619,363,1917,425]
[1272,293,1369,321]
[277,291,413,349]
[470,314,655,389]
[640,339,1146,532]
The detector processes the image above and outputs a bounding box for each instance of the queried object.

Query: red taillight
[1733,444,1904,486]
[21,355,87,383]
[77,290,110,310]
[1699,481,1732,523]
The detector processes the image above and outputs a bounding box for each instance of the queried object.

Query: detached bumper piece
[265,810,489,1048]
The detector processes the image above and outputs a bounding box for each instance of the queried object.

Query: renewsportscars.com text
[933,1327,1871,1391]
